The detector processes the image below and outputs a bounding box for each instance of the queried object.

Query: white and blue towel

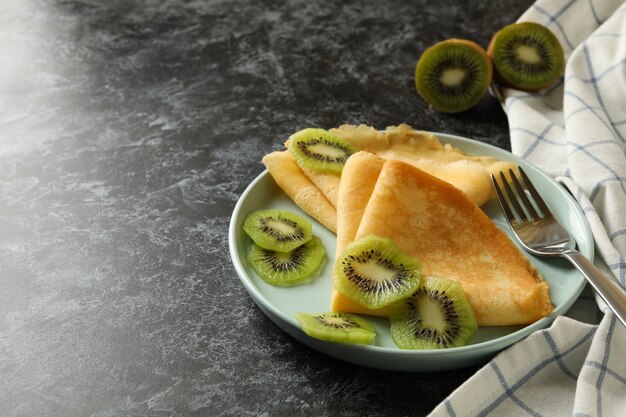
[431,0,626,415]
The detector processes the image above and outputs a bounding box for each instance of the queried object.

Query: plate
[228,132,593,372]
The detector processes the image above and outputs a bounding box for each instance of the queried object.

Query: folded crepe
[283,124,517,212]
[331,155,553,326]
[330,124,518,207]
[299,167,341,208]
[270,123,517,233]
[262,151,337,233]
[334,151,385,257]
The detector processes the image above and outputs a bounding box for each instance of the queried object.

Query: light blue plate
[228,132,593,372]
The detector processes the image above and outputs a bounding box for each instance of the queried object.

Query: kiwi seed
[243,209,312,253]
[296,311,376,344]
[487,22,564,92]
[389,276,477,349]
[248,236,325,286]
[288,128,356,174]
[333,234,421,310]
[415,39,493,113]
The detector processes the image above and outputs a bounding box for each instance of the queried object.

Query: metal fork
[491,167,626,327]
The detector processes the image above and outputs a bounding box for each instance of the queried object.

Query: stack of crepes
[263,124,554,326]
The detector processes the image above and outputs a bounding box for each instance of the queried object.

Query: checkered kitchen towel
[430,0,626,416]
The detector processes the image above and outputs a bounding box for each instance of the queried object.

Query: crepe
[334,151,385,257]
[270,123,517,233]
[330,124,518,207]
[331,158,553,326]
[300,166,341,208]
[330,152,392,317]
[262,151,337,233]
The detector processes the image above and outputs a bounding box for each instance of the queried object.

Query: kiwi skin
[487,22,564,92]
[248,236,326,286]
[333,234,421,310]
[288,128,356,174]
[415,38,493,113]
[389,275,477,350]
[243,209,313,253]
[295,311,376,345]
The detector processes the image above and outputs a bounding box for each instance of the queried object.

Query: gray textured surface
[1,0,533,415]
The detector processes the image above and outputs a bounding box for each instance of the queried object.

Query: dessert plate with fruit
[229,130,592,371]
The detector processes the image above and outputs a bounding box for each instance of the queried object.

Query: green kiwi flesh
[296,311,376,344]
[288,128,356,174]
[333,234,421,310]
[389,276,477,349]
[243,209,312,252]
[415,39,492,113]
[248,236,325,286]
[488,22,564,91]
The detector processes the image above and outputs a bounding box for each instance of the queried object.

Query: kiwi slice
[487,22,564,92]
[415,39,493,113]
[288,128,356,174]
[243,209,312,252]
[248,236,325,286]
[389,276,477,349]
[296,311,376,344]
[333,234,421,309]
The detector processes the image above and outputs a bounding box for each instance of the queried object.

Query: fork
[491,167,626,327]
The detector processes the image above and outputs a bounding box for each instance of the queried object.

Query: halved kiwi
[415,39,493,113]
[248,236,325,286]
[389,276,477,349]
[333,234,421,310]
[487,22,564,92]
[243,209,312,253]
[288,128,356,174]
[296,311,376,344]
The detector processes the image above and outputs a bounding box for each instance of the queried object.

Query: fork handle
[563,250,626,327]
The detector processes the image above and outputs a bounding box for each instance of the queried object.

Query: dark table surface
[1,1,535,415]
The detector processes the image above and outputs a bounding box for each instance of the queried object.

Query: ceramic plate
[228,132,593,372]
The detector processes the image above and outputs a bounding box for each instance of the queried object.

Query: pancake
[268,124,518,234]
[262,151,337,233]
[334,151,385,257]
[331,158,553,326]
[299,166,341,208]
[330,124,518,207]
[330,151,390,317]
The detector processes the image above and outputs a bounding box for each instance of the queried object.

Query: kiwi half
[389,276,477,349]
[333,234,421,310]
[488,22,564,92]
[288,128,356,174]
[248,236,325,286]
[296,311,376,344]
[415,39,493,113]
[243,209,312,253]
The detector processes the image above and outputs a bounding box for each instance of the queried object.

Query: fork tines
[491,167,551,223]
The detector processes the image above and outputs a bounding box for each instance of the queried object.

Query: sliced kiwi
[389,276,477,349]
[248,236,325,286]
[415,39,493,113]
[296,311,376,344]
[288,128,356,174]
[487,22,564,92]
[333,234,421,309]
[243,209,312,252]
